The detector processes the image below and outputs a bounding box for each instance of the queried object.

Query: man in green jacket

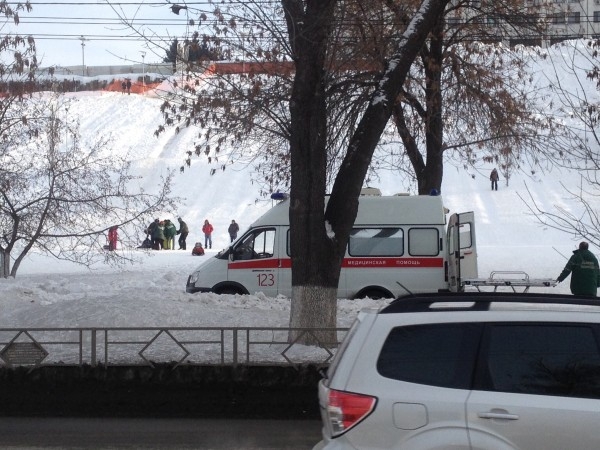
[557,242,600,296]
[163,219,177,250]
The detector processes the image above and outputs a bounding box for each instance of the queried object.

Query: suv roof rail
[381,292,600,314]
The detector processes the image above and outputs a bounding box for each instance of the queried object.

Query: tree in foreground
[138,0,580,341]
[0,95,177,278]
[138,0,448,341]
[284,0,454,342]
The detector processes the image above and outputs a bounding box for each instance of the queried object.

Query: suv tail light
[326,388,377,437]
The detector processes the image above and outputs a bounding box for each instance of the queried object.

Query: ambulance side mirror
[230,244,242,261]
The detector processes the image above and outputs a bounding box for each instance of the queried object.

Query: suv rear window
[377,323,481,389]
[476,323,600,398]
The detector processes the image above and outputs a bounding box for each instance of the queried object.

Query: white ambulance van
[185,191,477,298]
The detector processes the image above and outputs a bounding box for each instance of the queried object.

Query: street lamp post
[140,51,146,91]
[79,36,86,77]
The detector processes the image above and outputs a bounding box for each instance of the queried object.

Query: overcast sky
[5,0,199,67]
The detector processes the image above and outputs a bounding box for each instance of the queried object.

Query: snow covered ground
[0,42,598,365]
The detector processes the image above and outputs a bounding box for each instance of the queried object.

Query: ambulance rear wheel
[356,288,393,300]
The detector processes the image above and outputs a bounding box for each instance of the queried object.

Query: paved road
[0,418,322,449]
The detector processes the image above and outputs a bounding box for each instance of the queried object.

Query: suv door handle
[478,411,519,420]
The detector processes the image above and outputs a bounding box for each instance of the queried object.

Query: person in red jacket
[202,219,213,249]
[108,225,118,251]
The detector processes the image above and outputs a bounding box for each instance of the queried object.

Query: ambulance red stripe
[229,257,443,270]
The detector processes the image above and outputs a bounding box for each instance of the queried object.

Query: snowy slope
[1,42,599,330]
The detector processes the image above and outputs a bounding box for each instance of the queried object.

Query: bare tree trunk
[393,17,445,195]
[422,19,444,195]
[0,250,9,278]
[289,286,338,346]
[285,0,339,345]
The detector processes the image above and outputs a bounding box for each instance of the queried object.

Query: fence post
[91,329,97,367]
[232,329,238,367]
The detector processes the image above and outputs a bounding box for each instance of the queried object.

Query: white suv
[314,293,600,450]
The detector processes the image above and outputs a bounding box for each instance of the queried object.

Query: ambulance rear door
[447,212,478,292]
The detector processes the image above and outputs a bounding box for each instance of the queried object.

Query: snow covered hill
[2,41,600,329]
[64,78,596,272]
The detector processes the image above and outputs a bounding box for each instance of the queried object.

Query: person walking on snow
[202,219,213,249]
[228,219,239,242]
[556,241,600,297]
[176,217,189,250]
[490,168,499,191]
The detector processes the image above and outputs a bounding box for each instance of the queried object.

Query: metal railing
[0,326,349,369]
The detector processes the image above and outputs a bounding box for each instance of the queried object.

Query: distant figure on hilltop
[490,168,499,191]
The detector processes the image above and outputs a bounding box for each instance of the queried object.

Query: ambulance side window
[408,228,440,256]
[348,228,404,256]
[233,228,275,260]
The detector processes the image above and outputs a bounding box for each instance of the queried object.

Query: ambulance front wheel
[214,283,249,296]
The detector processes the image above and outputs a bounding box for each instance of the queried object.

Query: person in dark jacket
[176,217,189,250]
[147,218,164,250]
[557,241,600,296]
[228,219,239,243]
[490,168,499,191]
[146,219,160,249]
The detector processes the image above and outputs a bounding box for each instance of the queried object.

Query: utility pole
[79,36,87,77]
[140,51,146,91]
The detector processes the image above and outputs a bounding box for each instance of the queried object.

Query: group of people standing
[142,217,239,252]
[199,219,239,249]
[146,217,189,250]
[121,79,132,95]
